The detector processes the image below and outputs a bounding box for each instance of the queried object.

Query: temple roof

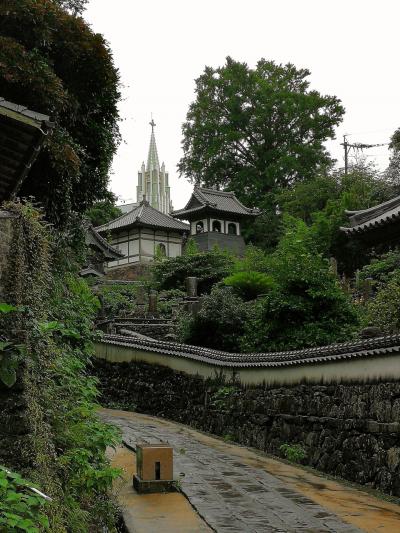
[0,97,53,202]
[96,199,189,233]
[341,195,400,236]
[100,332,400,368]
[85,224,124,260]
[172,187,259,219]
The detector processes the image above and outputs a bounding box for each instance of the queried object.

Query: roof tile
[96,200,189,233]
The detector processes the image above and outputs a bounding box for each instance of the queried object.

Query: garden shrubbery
[176,218,359,352]
[177,286,249,351]
[223,271,275,301]
[152,247,234,294]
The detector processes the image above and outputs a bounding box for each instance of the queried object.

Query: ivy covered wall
[0,202,121,532]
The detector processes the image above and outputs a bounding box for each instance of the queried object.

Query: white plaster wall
[129,239,139,257]
[95,342,400,387]
[141,238,154,258]
[169,242,182,257]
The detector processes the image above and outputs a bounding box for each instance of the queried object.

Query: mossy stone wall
[93,357,400,497]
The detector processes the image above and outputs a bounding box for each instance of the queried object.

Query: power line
[340,135,389,175]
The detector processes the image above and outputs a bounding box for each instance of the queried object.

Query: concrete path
[101,409,400,533]
[109,446,211,532]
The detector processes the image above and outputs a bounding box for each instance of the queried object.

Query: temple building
[172,187,259,255]
[136,119,172,214]
[341,195,400,246]
[95,199,189,267]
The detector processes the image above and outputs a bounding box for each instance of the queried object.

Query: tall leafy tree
[179,57,345,209]
[0,0,120,226]
[385,128,400,192]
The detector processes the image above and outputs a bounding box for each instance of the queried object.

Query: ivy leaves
[0,467,49,532]
[0,303,25,388]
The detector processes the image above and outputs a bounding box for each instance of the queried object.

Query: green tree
[385,128,400,192]
[178,57,344,209]
[0,0,121,226]
[273,162,394,272]
[54,0,88,15]
[366,272,400,334]
[86,196,122,227]
[152,248,234,293]
[178,286,249,351]
[278,174,340,223]
[240,217,359,351]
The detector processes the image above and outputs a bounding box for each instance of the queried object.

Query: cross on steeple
[149,117,156,132]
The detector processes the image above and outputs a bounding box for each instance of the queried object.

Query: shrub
[152,248,234,294]
[158,288,186,317]
[279,443,306,463]
[97,282,148,317]
[365,272,400,334]
[177,286,248,351]
[0,467,49,532]
[223,271,275,301]
[240,217,359,352]
[358,249,400,288]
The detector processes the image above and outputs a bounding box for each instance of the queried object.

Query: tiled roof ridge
[345,195,400,218]
[100,333,400,368]
[96,200,189,233]
[95,204,140,232]
[88,225,123,258]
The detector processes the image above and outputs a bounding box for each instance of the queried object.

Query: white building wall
[106,228,184,268]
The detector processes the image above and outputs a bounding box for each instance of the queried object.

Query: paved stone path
[100,409,400,533]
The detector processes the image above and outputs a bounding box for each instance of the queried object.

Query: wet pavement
[100,409,400,533]
[108,446,211,533]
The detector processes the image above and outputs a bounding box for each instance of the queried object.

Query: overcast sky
[84,0,399,210]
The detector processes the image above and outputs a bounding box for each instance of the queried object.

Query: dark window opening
[155,461,161,480]
[196,221,204,234]
[212,220,221,232]
[228,223,237,235]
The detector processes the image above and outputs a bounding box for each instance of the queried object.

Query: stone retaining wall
[93,357,400,496]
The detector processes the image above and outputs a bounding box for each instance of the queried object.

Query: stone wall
[105,262,152,281]
[93,357,400,496]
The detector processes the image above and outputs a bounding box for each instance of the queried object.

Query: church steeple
[136,119,172,214]
[146,119,160,171]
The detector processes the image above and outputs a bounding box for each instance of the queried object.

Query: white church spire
[136,118,172,214]
[147,118,160,171]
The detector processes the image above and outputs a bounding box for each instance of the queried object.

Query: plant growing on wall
[0,304,25,387]
[279,443,306,463]
[0,466,49,532]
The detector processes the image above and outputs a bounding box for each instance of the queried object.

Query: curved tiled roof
[96,200,189,233]
[85,225,123,259]
[0,97,53,201]
[172,187,259,219]
[341,195,400,236]
[99,333,400,368]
